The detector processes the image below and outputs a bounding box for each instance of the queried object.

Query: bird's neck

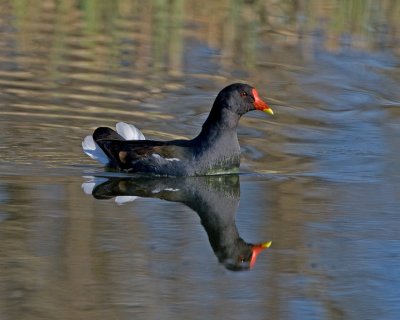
[196,107,240,142]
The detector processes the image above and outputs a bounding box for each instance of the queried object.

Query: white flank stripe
[152,154,180,162]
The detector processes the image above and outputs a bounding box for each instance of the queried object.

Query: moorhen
[82,83,274,176]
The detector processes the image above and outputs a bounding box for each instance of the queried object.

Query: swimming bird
[82,83,274,176]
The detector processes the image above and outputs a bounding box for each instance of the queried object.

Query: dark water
[1,1,400,319]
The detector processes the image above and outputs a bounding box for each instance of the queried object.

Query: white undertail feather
[82,122,145,165]
[116,122,146,140]
[82,135,109,165]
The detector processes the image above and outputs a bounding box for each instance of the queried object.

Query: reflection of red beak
[250,241,272,268]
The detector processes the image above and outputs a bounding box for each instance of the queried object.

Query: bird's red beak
[252,88,274,115]
[249,241,272,268]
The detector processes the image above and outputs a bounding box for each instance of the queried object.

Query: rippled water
[1,1,400,319]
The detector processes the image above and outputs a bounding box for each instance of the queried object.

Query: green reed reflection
[7,0,400,79]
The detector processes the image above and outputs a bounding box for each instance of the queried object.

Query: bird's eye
[240,92,248,97]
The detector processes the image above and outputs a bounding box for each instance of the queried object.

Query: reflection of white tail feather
[81,176,108,194]
[82,122,145,165]
[115,196,139,205]
[82,176,139,205]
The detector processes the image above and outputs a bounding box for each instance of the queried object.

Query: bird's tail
[82,122,145,166]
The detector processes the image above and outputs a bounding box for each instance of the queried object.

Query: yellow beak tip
[262,241,272,248]
[263,108,274,116]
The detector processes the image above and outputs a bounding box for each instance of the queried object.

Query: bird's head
[214,83,274,116]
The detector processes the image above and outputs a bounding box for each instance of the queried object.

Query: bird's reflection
[83,174,271,271]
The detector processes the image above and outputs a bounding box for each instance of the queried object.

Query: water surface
[0,1,399,319]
